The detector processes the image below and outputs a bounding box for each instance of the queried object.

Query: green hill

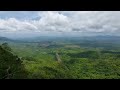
[0,44,27,79]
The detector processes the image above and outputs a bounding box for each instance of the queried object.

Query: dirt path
[55,52,69,70]
[55,52,61,62]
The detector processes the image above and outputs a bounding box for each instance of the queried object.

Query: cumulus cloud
[0,18,38,32]
[0,11,120,36]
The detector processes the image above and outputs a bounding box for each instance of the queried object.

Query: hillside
[0,44,27,79]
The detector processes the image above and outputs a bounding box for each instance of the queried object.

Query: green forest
[0,36,120,79]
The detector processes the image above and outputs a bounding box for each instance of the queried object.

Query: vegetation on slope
[0,43,28,79]
[1,37,120,79]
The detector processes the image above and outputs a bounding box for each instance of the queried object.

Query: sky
[0,11,120,39]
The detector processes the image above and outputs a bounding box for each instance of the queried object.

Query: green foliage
[1,39,120,79]
[1,42,12,51]
[0,44,28,79]
[67,51,99,59]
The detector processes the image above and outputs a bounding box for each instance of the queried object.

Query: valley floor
[8,42,120,79]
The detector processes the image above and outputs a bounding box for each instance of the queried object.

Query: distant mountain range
[90,35,120,41]
[0,35,120,43]
[0,36,13,41]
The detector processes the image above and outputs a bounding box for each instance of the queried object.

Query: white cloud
[0,18,38,32]
[0,11,120,37]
